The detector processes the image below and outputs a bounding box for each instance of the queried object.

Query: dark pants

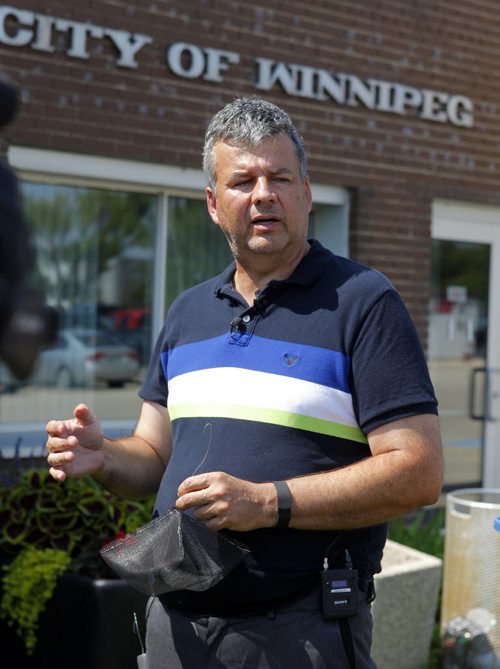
[145,585,377,668]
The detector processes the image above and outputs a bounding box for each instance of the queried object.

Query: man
[46,97,443,668]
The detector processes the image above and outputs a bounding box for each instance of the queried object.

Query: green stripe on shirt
[169,402,368,444]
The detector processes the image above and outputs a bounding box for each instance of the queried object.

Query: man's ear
[304,176,313,214]
[206,187,219,225]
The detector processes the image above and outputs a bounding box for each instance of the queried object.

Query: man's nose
[252,177,276,204]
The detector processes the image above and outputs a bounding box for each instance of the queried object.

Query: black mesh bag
[99,508,250,596]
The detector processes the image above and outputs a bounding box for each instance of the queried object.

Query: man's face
[206,134,312,262]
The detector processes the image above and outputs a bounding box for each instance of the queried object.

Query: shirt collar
[214,239,333,301]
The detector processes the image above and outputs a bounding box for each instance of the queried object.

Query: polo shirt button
[242,315,251,323]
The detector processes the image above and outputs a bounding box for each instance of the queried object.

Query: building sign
[0,5,474,128]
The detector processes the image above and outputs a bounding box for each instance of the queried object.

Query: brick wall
[2,0,500,340]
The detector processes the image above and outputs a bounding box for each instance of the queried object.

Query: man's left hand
[175,472,277,531]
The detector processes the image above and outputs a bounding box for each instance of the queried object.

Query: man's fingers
[177,474,212,497]
[47,450,74,466]
[49,466,67,482]
[175,489,208,510]
[45,405,104,482]
[175,495,224,529]
[46,405,96,439]
[46,434,78,453]
[45,419,69,438]
[74,403,96,426]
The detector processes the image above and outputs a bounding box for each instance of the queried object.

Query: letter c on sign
[0,6,34,46]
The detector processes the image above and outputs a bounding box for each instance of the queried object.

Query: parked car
[33,329,140,388]
[61,304,152,365]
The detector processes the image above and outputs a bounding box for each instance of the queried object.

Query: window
[1,147,349,455]
[0,182,231,453]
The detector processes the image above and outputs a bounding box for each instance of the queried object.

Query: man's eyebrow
[269,167,294,176]
[229,167,293,178]
[229,170,251,178]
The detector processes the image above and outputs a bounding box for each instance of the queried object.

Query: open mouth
[252,216,280,226]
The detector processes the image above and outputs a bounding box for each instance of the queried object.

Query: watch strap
[272,480,292,528]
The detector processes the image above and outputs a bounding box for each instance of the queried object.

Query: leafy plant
[0,469,155,653]
[388,508,445,561]
[1,547,71,654]
[0,469,154,573]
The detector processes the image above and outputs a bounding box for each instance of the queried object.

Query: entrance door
[429,201,500,489]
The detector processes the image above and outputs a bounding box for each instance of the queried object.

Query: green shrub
[1,547,71,654]
[388,508,445,560]
[0,469,155,653]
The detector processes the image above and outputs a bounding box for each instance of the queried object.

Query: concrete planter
[371,539,443,669]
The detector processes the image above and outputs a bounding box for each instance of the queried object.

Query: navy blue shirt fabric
[139,240,438,613]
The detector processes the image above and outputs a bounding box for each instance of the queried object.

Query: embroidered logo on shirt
[283,352,299,367]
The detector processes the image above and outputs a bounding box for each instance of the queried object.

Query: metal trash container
[441,489,500,667]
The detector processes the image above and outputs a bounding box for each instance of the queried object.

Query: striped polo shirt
[139,240,437,612]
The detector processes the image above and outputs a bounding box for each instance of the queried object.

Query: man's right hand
[46,403,105,481]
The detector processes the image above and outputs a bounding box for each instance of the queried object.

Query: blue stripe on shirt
[163,334,351,393]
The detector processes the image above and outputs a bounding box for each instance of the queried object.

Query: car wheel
[107,380,125,388]
[55,367,73,388]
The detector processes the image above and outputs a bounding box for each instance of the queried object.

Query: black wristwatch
[272,480,292,528]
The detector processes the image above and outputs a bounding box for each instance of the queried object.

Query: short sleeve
[138,322,169,406]
[350,289,438,434]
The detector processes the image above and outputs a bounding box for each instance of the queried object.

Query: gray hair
[203,97,308,190]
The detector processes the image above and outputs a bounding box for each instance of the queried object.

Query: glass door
[428,239,489,488]
[430,201,500,490]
